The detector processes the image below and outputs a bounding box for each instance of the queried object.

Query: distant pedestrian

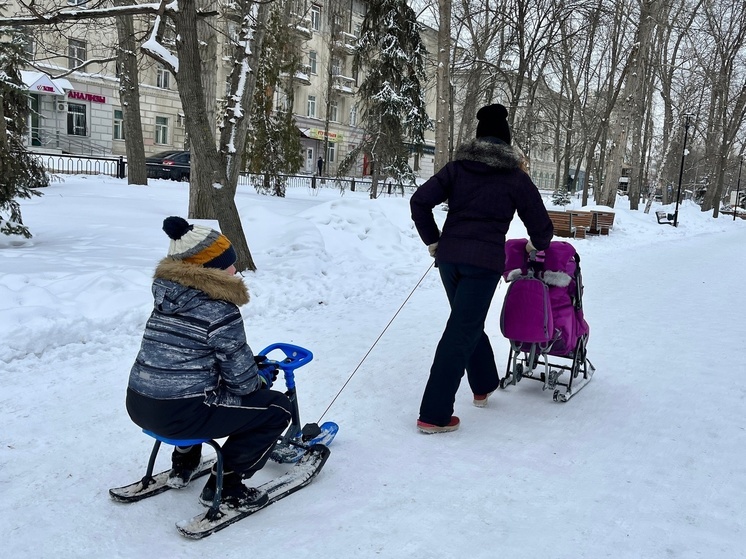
[410,103,554,434]
[317,156,324,176]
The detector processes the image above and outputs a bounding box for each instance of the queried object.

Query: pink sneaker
[417,416,460,434]
[472,391,495,408]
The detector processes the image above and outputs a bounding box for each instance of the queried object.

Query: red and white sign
[21,71,67,96]
[68,91,106,104]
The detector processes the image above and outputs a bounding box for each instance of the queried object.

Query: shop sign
[309,128,343,143]
[68,91,106,103]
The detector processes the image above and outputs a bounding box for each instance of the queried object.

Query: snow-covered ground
[1,175,744,558]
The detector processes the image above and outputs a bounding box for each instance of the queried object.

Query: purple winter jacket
[411,138,553,273]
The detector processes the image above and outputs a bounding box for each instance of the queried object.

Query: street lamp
[734,156,743,222]
[673,113,695,227]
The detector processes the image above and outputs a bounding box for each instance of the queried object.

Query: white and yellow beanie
[162,216,237,270]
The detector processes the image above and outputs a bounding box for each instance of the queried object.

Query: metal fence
[33,152,417,195]
[34,152,125,178]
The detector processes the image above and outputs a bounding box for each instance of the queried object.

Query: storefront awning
[20,71,72,96]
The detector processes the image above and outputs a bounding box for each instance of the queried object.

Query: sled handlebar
[258,343,314,373]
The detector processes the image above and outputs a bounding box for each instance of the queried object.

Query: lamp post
[734,156,743,222]
[673,113,694,227]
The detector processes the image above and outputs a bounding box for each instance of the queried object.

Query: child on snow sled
[126,216,291,509]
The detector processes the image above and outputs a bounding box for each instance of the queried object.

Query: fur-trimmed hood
[454,138,522,171]
[153,257,249,308]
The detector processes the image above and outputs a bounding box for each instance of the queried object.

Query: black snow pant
[127,388,292,477]
[419,261,502,426]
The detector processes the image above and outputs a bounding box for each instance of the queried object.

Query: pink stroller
[499,239,595,402]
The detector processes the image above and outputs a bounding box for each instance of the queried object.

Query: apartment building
[10,1,574,184]
[8,0,439,178]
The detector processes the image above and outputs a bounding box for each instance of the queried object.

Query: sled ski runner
[177,444,330,539]
[109,458,217,503]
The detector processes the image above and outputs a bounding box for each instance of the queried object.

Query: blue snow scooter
[109,343,338,538]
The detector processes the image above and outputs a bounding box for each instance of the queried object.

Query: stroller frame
[499,239,595,402]
[500,333,595,402]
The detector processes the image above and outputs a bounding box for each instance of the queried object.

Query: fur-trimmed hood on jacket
[153,258,249,307]
[454,138,523,171]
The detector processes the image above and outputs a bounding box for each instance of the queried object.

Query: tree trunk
[113,0,147,185]
[434,0,451,173]
[172,0,255,270]
[188,0,219,218]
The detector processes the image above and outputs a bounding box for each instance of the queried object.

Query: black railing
[34,152,125,178]
[33,153,416,195]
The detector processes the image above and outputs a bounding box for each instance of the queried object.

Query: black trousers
[419,261,502,426]
[127,388,291,477]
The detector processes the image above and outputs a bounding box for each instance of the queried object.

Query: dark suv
[160,151,191,181]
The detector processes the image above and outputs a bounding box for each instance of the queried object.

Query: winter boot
[166,444,202,489]
[473,390,496,408]
[199,469,269,510]
[416,416,460,434]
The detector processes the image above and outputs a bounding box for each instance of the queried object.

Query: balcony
[294,63,312,85]
[332,32,358,55]
[332,74,356,96]
[290,13,313,40]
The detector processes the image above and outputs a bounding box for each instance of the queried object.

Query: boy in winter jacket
[126,216,291,509]
[410,103,553,434]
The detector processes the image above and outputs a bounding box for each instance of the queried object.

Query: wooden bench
[547,210,576,238]
[569,211,593,239]
[590,211,615,235]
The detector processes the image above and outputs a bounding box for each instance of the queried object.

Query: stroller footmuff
[499,239,595,402]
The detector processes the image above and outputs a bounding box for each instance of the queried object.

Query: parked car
[161,151,191,181]
[145,150,182,178]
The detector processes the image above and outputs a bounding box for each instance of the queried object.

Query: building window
[353,22,362,38]
[227,22,240,45]
[332,12,343,33]
[113,109,124,140]
[330,100,338,122]
[156,65,170,89]
[310,4,321,30]
[307,95,316,118]
[327,142,336,163]
[67,103,87,136]
[349,105,357,127]
[309,51,317,74]
[155,116,169,145]
[68,39,86,70]
[331,57,341,76]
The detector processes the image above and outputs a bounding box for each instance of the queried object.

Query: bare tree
[113,0,147,186]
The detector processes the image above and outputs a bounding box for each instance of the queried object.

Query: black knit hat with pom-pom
[161,216,236,269]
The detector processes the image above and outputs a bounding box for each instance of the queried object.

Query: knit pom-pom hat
[476,103,511,144]
[162,216,237,270]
